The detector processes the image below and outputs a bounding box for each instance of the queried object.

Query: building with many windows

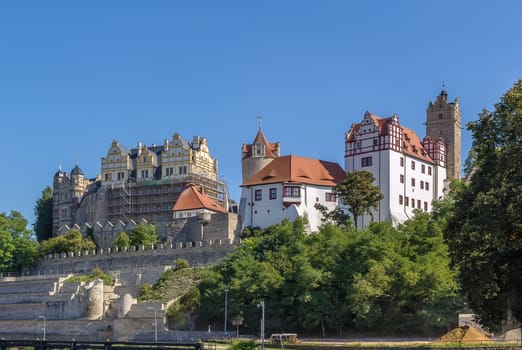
[52,133,226,236]
[239,129,345,232]
[344,89,458,227]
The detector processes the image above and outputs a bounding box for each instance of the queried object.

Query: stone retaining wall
[31,240,237,275]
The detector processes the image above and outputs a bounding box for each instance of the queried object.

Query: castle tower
[426,86,462,181]
[241,124,280,183]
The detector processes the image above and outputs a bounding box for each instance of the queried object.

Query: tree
[130,222,158,246]
[446,80,522,332]
[335,171,383,227]
[114,231,130,249]
[41,229,95,255]
[0,211,40,272]
[34,186,53,242]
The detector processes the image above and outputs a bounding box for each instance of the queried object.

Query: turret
[241,125,280,183]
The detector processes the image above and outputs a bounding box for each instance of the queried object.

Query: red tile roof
[242,130,279,159]
[172,184,228,214]
[242,155,345,187]
[346,112,434,163]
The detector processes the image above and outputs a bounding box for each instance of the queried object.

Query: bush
[174,258,190,270]
[114,231,130,249]
[65,267,115,286]
[227,340,257,350]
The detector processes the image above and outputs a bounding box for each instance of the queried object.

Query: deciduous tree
[34,186,53,242]
[335,171,383,227]
[446,80,522,332]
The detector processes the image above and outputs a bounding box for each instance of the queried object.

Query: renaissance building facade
[52,133,226,236]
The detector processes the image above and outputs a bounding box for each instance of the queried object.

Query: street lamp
[224,289,229,336]
[257,300,265,350]
[38,316,46,341]
[146,307,158,342]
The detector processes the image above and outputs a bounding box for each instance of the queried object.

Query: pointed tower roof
[242,129,280,159]
[173,184,228,214]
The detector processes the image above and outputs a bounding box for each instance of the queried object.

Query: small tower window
[438,113,443,119]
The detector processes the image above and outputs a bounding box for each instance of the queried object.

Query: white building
[239,154,345,233]
[345,112,446,227]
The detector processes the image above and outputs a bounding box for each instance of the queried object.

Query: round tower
[241,128,280,183]
[70,164,85,202]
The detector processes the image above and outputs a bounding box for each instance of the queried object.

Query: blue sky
[1,1,521,226]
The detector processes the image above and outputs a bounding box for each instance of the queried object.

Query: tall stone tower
[426,87,462,181]
[241,126,280,183]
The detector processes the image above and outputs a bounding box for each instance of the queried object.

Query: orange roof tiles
[172,184,228,214]
[347,112,435,163]
[242,130,279,159]
[242,155,345,187]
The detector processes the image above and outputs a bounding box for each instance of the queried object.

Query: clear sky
[1,1,521,227]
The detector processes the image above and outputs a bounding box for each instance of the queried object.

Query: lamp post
[224,289,229,336]
[257,300,265,350]
[146,307,158,342]
[38,316,46,341]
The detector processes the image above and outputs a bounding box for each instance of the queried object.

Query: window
[428,166,432,175]
[325,192,337,202]
[405,196,409,206]
[417,200,421,209]
[283,186,300,197]
[269,188,277,200]
[255,189,262,201]
[399,195,403,205]
[424,202,428,211]
[411,161,415,170]
[373,139,378,146]
[421,164,425,173]
[361,156,372,167]
[105,174,109,181]
[411,178,415,187]
[400,174,404,183]
[425,182,430,190]
[420,181,424,189]
[400,157,404,167]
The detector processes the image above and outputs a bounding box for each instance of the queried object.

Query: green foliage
[130,223,158,246]
[65,267,115,286]
[0,211,40,272]
[139,267,205,302]
[166,286,201,329]
[33,186,53,242]
[197,216,462,336]
[41,229,96,255]
[335,171,384,227]
[445,80,522,332]
[114,231,130,249]
[227,340,257,350]
[241,226,264,238]
[314,203,351,228]
[174,258,190,270]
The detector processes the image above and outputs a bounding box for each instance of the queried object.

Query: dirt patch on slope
[437,326,490,342]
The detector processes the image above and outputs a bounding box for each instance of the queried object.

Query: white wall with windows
[240,182,338,233]
[346,148,445,227]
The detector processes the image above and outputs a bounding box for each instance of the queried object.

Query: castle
[52,133,227,237]
[53,88,461,237]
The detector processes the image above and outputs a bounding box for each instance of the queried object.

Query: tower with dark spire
[426,85,462,181]
[241,118,280,183]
